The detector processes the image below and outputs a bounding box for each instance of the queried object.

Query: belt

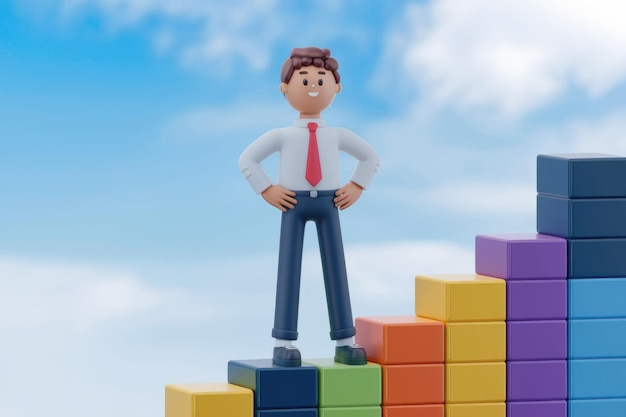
[293,190,336,198]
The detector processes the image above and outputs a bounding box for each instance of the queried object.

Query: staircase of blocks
[165,153,626,417]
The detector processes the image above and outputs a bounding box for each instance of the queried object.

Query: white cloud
[402,0,626,119]
[55,0,283,71]
[0,257,187,329]
[421,180,535,215]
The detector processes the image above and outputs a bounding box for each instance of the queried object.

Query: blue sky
[2,0,626,415]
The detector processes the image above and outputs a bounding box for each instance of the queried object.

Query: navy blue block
[568,239,626,278]
[228,359,318,410]
[257,409,318,416]
[537,153,626,198]
[537,195,626,238]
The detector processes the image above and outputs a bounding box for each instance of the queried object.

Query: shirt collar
[294,118,326,128]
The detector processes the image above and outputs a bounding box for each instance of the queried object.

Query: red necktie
[306,122,322,186]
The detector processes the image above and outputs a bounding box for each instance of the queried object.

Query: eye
[318,79,323,86]
[302,79,308,86]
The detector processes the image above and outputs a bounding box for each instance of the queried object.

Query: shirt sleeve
[338,128,380,190]
[238,129,282,194]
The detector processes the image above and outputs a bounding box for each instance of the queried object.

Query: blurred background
[2,1,626,415]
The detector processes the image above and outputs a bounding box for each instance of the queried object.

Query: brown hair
[280,47,340,84]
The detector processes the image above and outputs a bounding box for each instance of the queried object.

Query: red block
[383,404,444,417]
[355,316,444,364]
[382,363,444,405]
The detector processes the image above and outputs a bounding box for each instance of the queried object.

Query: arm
[239,129,281,195]
[335,128,380,209]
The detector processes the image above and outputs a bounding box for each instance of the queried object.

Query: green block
[319,406,381,417]
[304,359,381,407]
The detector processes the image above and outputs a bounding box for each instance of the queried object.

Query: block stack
[355,316,445,417]
[475,233,568,417]
[414,274,506,417]
[537,153,626,416]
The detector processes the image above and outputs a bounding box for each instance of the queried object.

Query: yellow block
[165,383,253,417]
[446,321,506,363]
[415,274,505,322]
[446,402,505,417]
[445,362,505,403]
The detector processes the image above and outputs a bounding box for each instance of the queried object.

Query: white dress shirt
[239,118,380,194]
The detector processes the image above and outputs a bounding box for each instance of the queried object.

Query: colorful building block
[227,359,318,410]
[415,274,505,322]
[382,404,444,417]
[355,316,444,364]
[569,399,626,416]
[257,410,318,417]
[445,321,505,363]
[165,383,253,417]
[569,358,626,399]
[318,406,381,417]
[507,320,567,360]
[507,279,567,320]
[507,360,567,401]
[445,362,506,403]
[568,238,626,278]
[507,400,567,417]
[381,363,444,405]
[304,359,381,407]
[475,234,567,279]
[445,402,505,417]
[569,318,626,359]
[569,278,626,318]
[537,153,626,198]
[537,195,626,238]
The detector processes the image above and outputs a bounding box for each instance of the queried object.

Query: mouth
[308,92,319,97]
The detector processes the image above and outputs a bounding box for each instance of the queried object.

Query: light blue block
[569,359,626,399]
[569,319,626,358]
[569,399,626,417]
[537,195,626,238]
[569,239,626,278]
[569,278,626,318]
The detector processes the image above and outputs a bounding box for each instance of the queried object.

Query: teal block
[228,359,318,410]
[569,319,626,359]
[537,195,626,238]
[569,359,626,399]
[537,153,626,198]
[569,399,626,417]
[569,278,626,318]
[569,239,626,278]
[304,359,381,407]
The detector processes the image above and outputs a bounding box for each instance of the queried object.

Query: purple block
[475,234,567,279]
[507,280,567,320]
[507,401,567,417]
[507,361,567,401]
[507,320,567,360]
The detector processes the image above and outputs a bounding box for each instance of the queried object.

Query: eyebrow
[318,71,326,74]
[299,71,308,74]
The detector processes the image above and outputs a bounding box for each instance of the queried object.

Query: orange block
[382,363,444,405]
[383,404,444,417]
[355,316,444,364]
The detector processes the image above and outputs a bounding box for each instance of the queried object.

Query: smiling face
[280,65,342,118]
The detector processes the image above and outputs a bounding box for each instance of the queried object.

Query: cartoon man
[238,47,380,367]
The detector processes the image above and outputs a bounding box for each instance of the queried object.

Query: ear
[335,83,342,94]
[279,83,288,94]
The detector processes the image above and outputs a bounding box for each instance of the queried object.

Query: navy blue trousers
[271,190,356,341]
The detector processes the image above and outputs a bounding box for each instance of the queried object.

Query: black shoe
[334,344,367,365]
[273,346,302,367]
